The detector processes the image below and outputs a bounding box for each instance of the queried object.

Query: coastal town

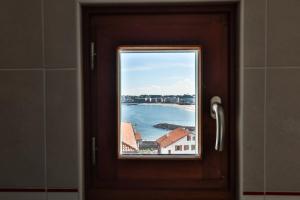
[121,122,196,155]
[120,94,197,155]
[121,94,196,105]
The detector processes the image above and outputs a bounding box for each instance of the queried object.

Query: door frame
[75,1,242,200]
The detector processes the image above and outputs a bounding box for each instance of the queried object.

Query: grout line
[45,68,77,71]
[245,66,300,69]
[244,67,265,70]
[0,67,77,70]
[0,68,44,71]
[239,0,245,199]
[0,66,43,69]
[266,66,300,69]
[45,66,78,69]
[264,0,268,199]
[268,65,300,68]
[0,188,78,192]
[41,0,46,67]
[41,0,48,199]
[43,70,48,200]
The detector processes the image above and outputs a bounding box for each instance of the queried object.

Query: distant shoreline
[153,123,195,131]
[124,102,195,112]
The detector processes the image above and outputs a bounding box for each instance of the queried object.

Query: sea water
[121,104,195,141]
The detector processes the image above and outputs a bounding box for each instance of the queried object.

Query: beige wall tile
[244,0,266,67]
[0,1,43,67]
[0,192,46,200]
[46,70,78,188]
[0,70,45,187]
[266,69,300,191]
[44,0,76,67]
[267,0,300,66]
[241,196,265,200]
[47,192,78,200]
[243,69,265,192]
[265,196,300,200]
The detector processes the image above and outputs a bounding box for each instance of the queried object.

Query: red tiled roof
[135,132,142,141]
[156,128,189,148]
[121,122,138,150]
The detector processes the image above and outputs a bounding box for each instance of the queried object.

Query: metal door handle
[210,96,225,151]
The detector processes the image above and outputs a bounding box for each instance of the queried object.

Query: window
[118,46,201,158]
[83,5,237,199]
[193,136,195,141]
[184,145,189,150]
[191,145,196,150]
[187,135,191,141]
[175,145,182,151]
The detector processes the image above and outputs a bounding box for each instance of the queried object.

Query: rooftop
[135,132,142,141]
[121,122,138,150]
[156,128,189,148]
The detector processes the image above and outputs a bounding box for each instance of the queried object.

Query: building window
[192,136,195,141]
[168,150,171,154]
[187,135,191,141]
[175,145,182,151]
[184,145,189,150]
[191,145,195,150]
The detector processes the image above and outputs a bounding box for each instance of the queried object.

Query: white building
[156,128,196,154]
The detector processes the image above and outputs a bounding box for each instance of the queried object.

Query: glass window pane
[118,46,201,159]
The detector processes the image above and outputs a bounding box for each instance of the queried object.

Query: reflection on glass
[118,47,200,158]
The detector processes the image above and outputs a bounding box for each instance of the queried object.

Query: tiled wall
[0,0,78,199]
[243,0,300,199]
[0,0,299,200]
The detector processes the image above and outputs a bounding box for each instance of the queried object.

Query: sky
[120,51,197,96]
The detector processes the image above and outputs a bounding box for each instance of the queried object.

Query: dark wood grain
[82,3,237,200]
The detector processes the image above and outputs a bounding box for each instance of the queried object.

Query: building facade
[156,128,196,154]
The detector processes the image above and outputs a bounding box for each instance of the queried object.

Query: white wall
[160,134,196,154]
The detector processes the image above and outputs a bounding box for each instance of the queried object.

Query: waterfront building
[156,128,196,154]
[178,94,195,105]
[163,95,178,103]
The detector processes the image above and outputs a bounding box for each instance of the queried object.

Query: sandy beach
[139,103,195,112]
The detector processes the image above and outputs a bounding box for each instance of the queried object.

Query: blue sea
[121,104,195,141]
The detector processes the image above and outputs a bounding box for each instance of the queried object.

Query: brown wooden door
[83,3,237,200]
